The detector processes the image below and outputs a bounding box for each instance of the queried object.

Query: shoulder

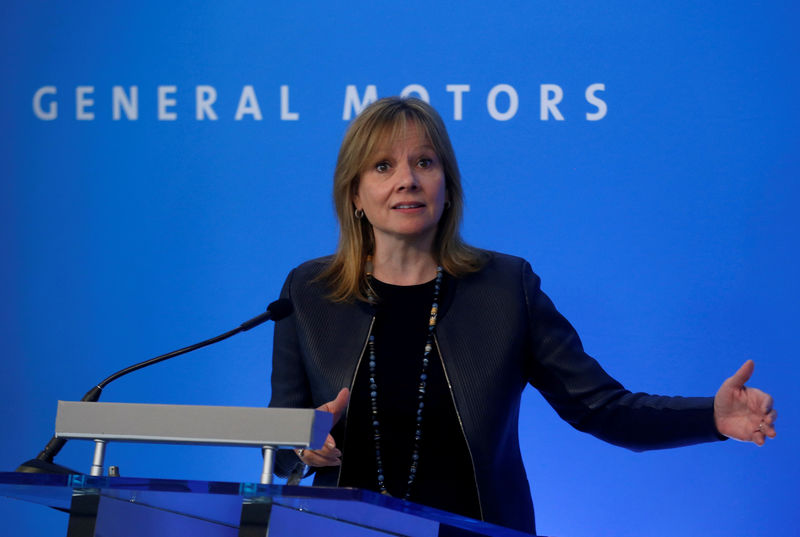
[456,250,540,300]
[289,255,334,281]
[278,255,335,300]
[465,250,537,284]
[481,250,529,271]
[279,256,370,327]
[439,251,544,336]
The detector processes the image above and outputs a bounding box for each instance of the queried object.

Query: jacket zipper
[336,319,485,522]
[434,334,485,522]
[336,315,375,486]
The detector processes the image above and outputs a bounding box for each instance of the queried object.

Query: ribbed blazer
[269,252,723,534]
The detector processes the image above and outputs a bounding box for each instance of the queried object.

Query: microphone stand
[16,299,292,474]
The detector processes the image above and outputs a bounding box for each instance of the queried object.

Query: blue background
[1,2,797,535]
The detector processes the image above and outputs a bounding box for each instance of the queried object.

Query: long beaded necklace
[366,264,443,499]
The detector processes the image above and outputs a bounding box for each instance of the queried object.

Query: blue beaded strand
[367,266,443,499]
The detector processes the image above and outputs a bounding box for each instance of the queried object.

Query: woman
[269,97,776,534]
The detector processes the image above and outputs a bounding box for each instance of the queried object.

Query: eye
[375,160,390,173]
[417,157,433,169]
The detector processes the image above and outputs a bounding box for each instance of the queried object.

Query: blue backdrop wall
[2,2,798,536]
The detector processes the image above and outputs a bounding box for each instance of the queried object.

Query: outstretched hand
[714,360,776,446]
[296,387,350,467]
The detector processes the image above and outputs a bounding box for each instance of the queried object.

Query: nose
[395,160,420,191]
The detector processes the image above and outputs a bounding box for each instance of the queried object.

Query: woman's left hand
[714,360,777,445]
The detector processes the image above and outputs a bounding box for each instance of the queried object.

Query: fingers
[766,407,778,425]
[303,387,350,467]
[296,434,342,467]
[752,388,777,443]
[753,427,771,446]
[760,392,775,415]
[762,409,778,438]
[727,359,755,388]
[317,387,351,425]
[298,448,341,467]
[752,408,778,446]
[330,388,350,424]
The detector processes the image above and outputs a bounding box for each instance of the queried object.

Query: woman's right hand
[296,387,350,466]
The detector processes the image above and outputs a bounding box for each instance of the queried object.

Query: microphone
[16,298,293,474]
[239,298,293,331]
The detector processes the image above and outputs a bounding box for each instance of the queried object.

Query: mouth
[392,202,426,209]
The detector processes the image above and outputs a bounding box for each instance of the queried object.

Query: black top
[338,276,481,520]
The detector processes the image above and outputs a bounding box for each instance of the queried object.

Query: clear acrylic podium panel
[0,472,536,537]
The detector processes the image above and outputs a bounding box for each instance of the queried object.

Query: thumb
[725,359,755,389]
[318,387,350,425]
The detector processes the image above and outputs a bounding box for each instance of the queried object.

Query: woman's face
[354,122,447,251]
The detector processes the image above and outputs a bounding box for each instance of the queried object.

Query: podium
[0,472,533,537]
[3,402,536,536]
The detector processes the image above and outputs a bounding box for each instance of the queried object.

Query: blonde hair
[319,97,486,302]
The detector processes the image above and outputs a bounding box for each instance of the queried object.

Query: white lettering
[158,85,177,120]
[76,86,95,120]
[280,85,299,120]
[235,85,262,120]
[446,84,470,120]
[112,86,138,120]
[33,86,57,120]
[487,84,518,121]
[585,83,607,121]
[400,84,430,103]
[29,82,609,123]
[343,85,378,120]
[540,84,564,121]
[196,85,218,120]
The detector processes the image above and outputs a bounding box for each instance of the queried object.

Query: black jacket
[269,252,723,533]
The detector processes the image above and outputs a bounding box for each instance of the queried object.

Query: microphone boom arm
[16,299,292,473]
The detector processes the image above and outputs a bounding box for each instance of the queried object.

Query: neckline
[370,276,437,289]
